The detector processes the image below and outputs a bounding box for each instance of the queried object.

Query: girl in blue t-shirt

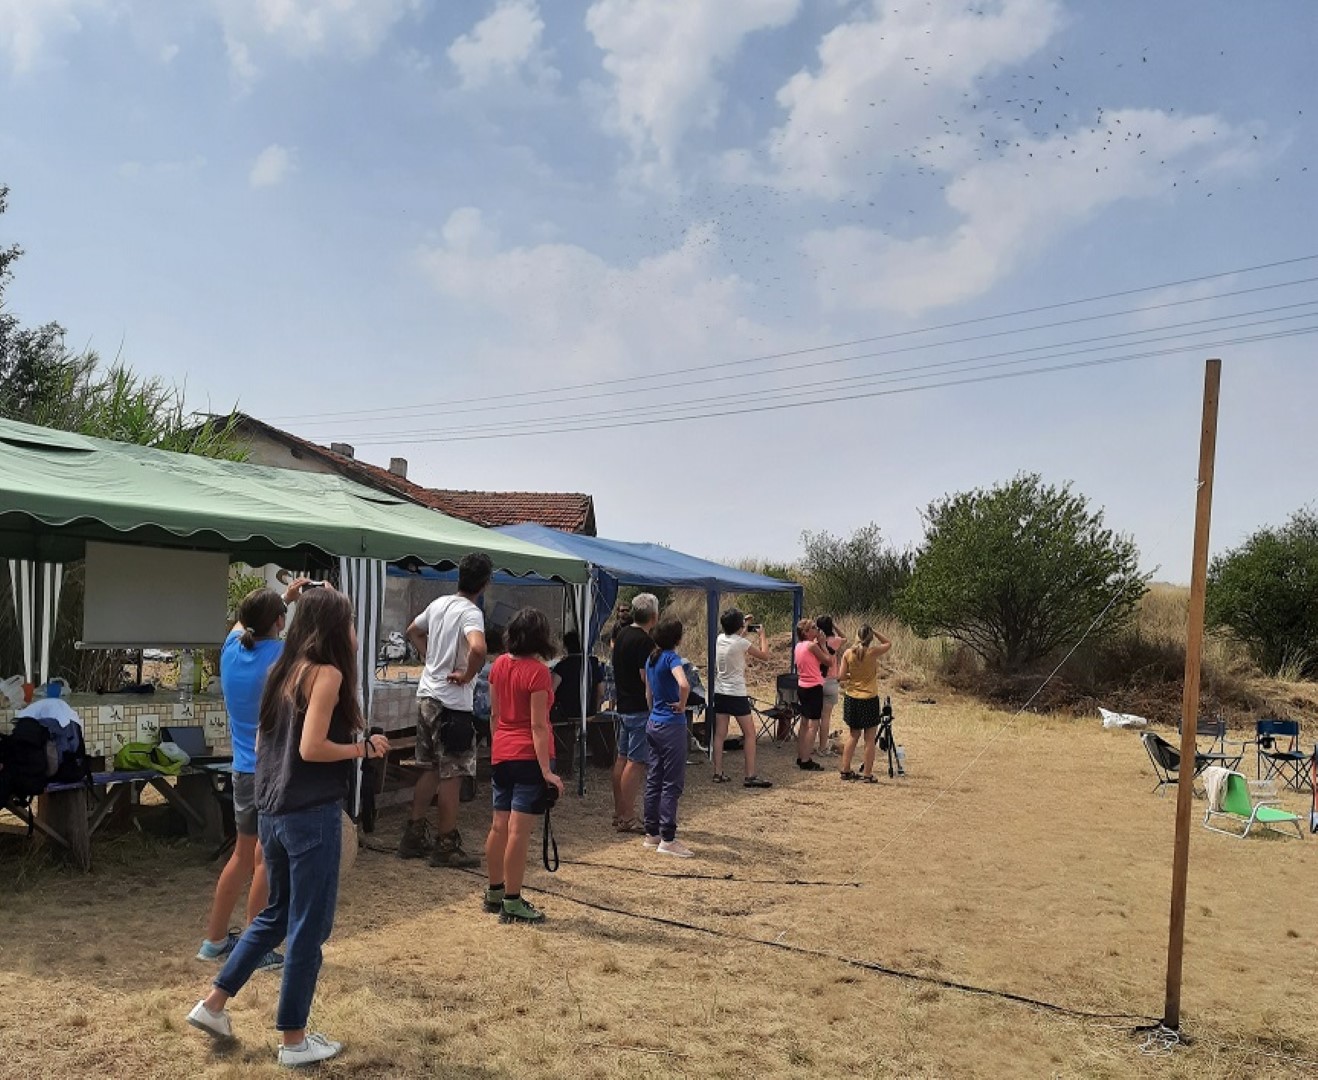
[643,616,693,858]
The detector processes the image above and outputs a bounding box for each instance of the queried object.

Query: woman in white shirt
[712,609,773,788]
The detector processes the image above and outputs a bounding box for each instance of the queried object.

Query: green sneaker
[483,886,505,914]
[499,896,545,924]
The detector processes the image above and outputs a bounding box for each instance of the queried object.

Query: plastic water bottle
[179,650,194,704]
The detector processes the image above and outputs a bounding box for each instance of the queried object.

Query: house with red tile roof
[225,414,596,535]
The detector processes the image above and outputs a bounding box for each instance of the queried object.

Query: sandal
[614,817,645,833]
[743,776,772,788]
[712,773,731,783]
[840,770,858,781]
[859,773,878,784]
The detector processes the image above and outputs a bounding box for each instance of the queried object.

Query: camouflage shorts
[415,697,478,779]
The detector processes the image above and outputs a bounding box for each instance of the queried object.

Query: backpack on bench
[0,716,91,832]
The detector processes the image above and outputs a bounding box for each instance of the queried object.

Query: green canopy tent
[0,415,587,705]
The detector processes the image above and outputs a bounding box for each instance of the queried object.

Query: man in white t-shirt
[398,552,492,868]
[712,608,773,788]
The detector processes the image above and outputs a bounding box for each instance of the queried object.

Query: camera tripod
[875,697,904,779]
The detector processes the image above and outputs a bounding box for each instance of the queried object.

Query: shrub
[799,523,913,616]
[1206,508,1318,678]
[896,473,1147,672]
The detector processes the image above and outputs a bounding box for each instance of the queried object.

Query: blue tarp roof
[493,523,800,594]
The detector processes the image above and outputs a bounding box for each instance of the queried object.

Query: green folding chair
[1203,770,1304,840]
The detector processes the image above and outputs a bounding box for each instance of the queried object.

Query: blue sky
[1,0,1315,579]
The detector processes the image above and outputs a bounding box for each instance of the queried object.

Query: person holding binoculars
[712,609,773,788]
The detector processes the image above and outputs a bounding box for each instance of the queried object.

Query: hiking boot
[397,819,434,860]
[483,885,506,914]
[499,896,545,924]
[429,829,480,869]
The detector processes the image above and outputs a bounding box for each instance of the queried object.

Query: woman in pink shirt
[793,618,831,771]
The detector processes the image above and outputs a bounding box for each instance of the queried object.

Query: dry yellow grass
[2,687,1316,1078]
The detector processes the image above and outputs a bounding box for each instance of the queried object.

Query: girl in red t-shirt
[484,607,563,924]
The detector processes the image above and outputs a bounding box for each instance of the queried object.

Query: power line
[266,254,1318,423]
[324,323,1318,446]
[308,303,1318,441]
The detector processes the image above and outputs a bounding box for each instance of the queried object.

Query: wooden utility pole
[1162,358,1222,1031]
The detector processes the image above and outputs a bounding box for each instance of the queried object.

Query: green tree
[800,523,913,616]
[1206,508,1318,678]
[896,474,1146,671]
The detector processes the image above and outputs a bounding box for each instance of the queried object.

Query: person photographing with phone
[187,585,389,1067]
[712,609,772,788]
[643,616,694,857]
[484,607,564,923]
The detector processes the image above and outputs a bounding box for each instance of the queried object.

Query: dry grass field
[2,682,1315,1079]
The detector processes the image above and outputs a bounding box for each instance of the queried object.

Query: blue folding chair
[1253,718,1307,791]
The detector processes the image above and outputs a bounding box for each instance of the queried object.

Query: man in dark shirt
[610,593,657,832]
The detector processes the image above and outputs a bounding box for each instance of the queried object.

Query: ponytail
[239,627,258,649]
[235,587,288,649]
[848,624,875,663]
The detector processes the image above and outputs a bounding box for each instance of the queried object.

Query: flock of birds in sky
[286,7,1311,444]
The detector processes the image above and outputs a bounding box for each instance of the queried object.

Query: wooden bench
[3,767,226,871]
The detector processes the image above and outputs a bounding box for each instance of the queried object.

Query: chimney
[329,442,355,459]
[389,457,408,479]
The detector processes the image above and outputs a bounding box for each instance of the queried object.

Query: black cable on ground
[558,857,861,887]
[441,864,1153,1025]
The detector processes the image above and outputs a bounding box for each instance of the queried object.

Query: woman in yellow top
[835,625,893,782]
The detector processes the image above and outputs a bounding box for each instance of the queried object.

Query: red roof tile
[232,415,596,535]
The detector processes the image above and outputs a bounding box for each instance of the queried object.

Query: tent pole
[706,590,718,762]
[578,581,592,797]
[791,589,804,674]
[1162,359,1221,1032]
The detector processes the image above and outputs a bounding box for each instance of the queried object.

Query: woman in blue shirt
[643,616,693,858]
[196,581,307,965]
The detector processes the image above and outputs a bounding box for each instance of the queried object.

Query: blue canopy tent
[387,527,804,793]
[497,525,805,791]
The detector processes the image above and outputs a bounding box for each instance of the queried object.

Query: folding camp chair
[1141,732,1216,796]
[1202,770,1304,840]
[751,674,801,746]
[1252,719,1308,791]
[1177,716,1246,772]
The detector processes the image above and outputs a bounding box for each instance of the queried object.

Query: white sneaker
[657,839,694,858]
[278,1033,342,1068]
[186,1000,233,1040]
[642,834,661,848]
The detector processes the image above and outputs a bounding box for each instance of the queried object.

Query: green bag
[113,741,185,775]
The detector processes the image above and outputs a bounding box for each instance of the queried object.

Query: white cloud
[735,0,1063,198]
[448,0,554,91]
[212,0,422,84]
[159,41,180,63]
[249,143,295,188]
[0,0,105,74]
[417,207,776,377]
[802,109,1255,316]
[586,0,801,182]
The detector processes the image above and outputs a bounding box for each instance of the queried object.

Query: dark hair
[719,609,745,635]
[457,552,494,596]
[506,606,557,660]
[815,614,836,637]
[485,624,506,655]
[563,630,582,655]
[650,615,684,660]
[237,587,286,649]
[258,587,363,736]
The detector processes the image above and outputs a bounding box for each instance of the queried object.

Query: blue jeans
[214,799,342,1031]
[644,721,687,842]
